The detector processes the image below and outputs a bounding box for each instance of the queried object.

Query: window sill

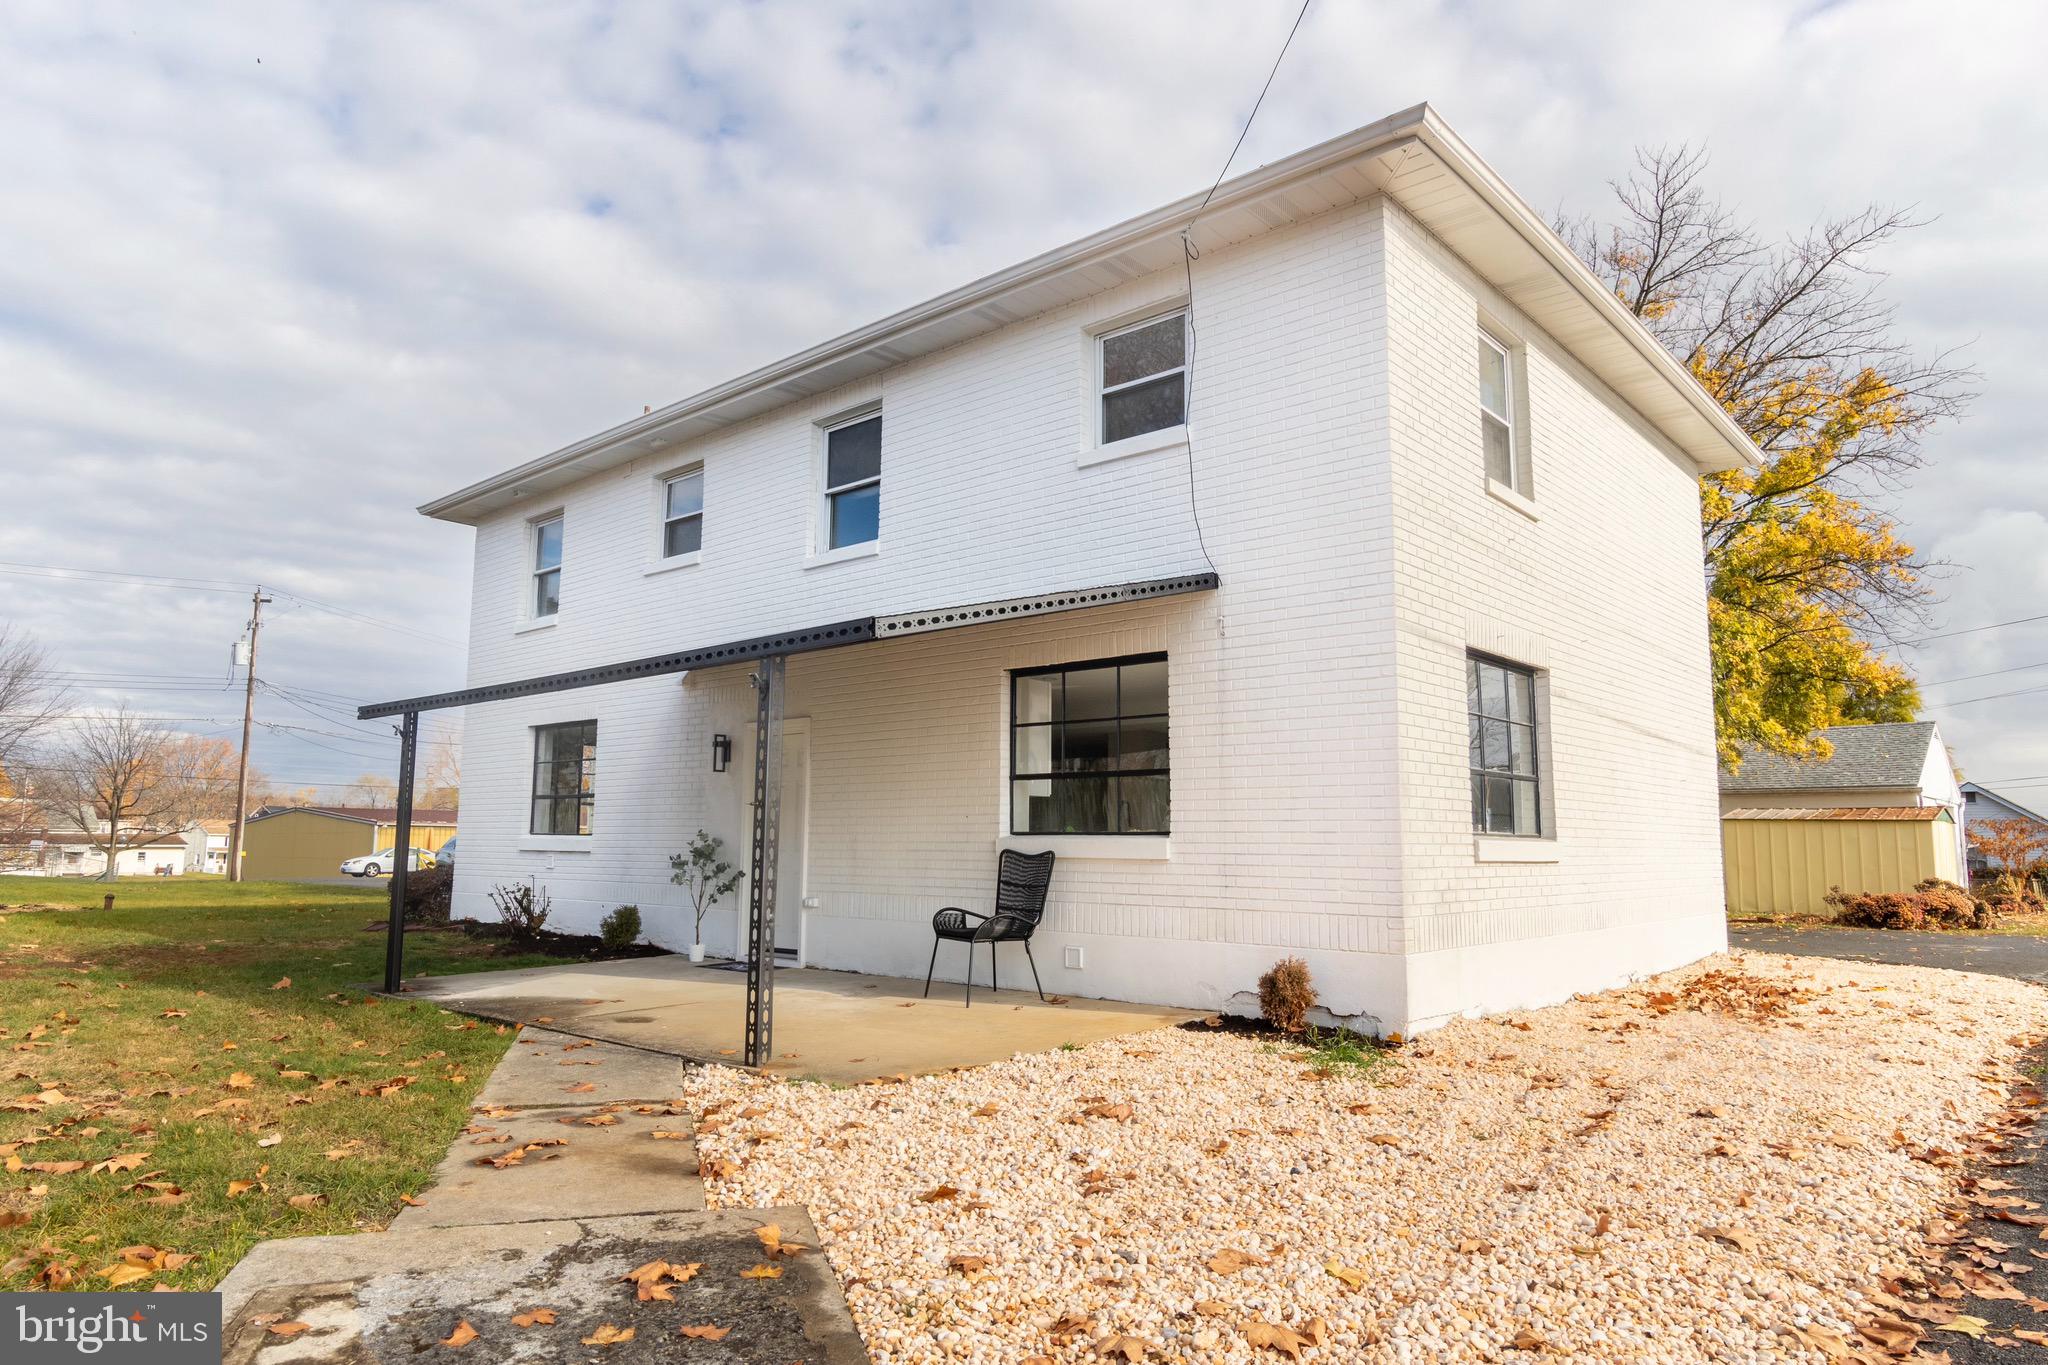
[804,541,881,570]
[513,618,559,636]
[1474,835,1559,864]
[998,834,1170,862]
[644,551,703,577]
[518,836,593,853]
[1485,478,1541,521]
[1078,424,1188,470]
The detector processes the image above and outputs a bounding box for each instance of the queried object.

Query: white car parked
[340,848,431,878]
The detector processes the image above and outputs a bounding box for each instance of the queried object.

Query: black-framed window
[531,720,596,835]
[1468,654,1539,836]
[1010,654,1168,835]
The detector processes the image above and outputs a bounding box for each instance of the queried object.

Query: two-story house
[365,105,1755,1036]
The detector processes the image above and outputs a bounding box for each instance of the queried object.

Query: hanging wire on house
[1176,0,1315,575]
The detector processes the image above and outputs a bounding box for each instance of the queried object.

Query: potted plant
[670,830,744,963]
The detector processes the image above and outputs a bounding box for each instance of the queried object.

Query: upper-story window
[823,412,882,550]
[1099,311,1187,444]
[1478,330,1532,497]
[1468,653,1540,836]
[662,468,704,559]
[531,516,563,618]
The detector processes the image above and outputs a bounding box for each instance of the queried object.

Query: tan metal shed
[1721,806,1961,917]
[241,805,457,881]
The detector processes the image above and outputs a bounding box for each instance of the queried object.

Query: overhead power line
[1903,612,2048,646]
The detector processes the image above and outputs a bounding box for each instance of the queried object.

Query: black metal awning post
[742,654,785,1066]
[383,710,419,993]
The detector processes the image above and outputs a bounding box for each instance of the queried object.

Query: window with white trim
[1478,330,1531,496]
[1098,311,1187,444]
[822,413,881,550]
[661,468,704,559]
[1468,653,1540,836]
[531,516,563,618]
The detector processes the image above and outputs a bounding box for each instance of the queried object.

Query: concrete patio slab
[391,1101,703,1230]
[402,955,1195,1082]
[474,1027,694,1108]
[219,1206,866,1364]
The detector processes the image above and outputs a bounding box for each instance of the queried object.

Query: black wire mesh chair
[923,849,1056,1007]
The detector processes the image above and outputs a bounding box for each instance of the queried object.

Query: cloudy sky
[3,0,2043,806]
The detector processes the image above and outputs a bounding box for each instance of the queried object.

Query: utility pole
[227,587,271,883]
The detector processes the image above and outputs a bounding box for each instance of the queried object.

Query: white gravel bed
[679,952,2048,1364]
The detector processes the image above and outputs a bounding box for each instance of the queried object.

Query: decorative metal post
[743,655,785,1066]
[383,710,419,994]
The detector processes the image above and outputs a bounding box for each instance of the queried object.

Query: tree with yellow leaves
[1563,148,1972,765]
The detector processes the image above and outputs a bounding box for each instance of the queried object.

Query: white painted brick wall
[443,192,1725,1034]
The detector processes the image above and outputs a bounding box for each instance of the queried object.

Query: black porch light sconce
[711,733,732,773]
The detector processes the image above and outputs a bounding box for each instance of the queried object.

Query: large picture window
[531,720,596,836]
[1468,654,1539,836]
[1011,655,1168,835]
[1098,311,1187,445]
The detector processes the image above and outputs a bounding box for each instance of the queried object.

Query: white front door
[741,720,809,961]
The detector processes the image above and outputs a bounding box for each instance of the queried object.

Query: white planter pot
[688,943,706,964]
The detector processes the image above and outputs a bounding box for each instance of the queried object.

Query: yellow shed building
[241,805,457,881]
[1721,806,1962,917]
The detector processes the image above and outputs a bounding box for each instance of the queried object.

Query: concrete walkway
[1733,924,2048,984]
[401,954,1195,1082]
[215,1031,867,1364]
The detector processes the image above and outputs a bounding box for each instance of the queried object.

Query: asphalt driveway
[1732,924,2048,984]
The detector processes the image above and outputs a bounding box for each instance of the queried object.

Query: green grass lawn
[0,876,576,1291]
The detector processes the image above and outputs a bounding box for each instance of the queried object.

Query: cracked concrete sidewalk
[214,1030,868,1364]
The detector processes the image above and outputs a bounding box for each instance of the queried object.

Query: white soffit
[424,104,1755,524]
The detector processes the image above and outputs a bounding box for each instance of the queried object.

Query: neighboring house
[380,105,1757,1036]
[1959,781,2048,878]
[182,819,232,874]
[1718,721,1967,914]
[1,826,190,878]
[242,806,457,881]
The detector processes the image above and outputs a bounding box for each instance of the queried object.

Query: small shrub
[1825,880,1995,930]
[1914,878,1991,929]
[1258,957,1317,1033]
[488,881,552,939]
[1824,887,1923,930]
[670,831,744,946]
[403,862,453,923]
[599,904,643,952]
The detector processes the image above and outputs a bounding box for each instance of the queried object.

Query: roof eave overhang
[421,105,1756,525]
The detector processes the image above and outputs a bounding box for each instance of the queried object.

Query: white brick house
[391,106,1754,1035]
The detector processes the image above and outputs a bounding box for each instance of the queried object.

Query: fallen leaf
[511,1308,557,1328]
[225,1072,255,1090]
[756,1223,808,1258]
[287,1193,327,1209]
[740,1263,783,1279]
[1242,1320,1308,1359]
[679,1324,732,1340]
[1093,1334,1152,1361]
[1324,1258,1368,1290]
[919,1184,961,1203]
[441,1321,478,1348]
[1511,1328,1550,1352]
[271,977,291,990]
[258,1135,282,1149]
[1207,1248,1267,1275]
[949,1254,990,1274]
[90,1152,149,1174]
[1937,1315,1989,1339]
[99,1263,151,1288]
[1698,1226,1757,1254]
[225,1179,260,1198]
[581,1324,634,1346]
[266,1322,311,1337]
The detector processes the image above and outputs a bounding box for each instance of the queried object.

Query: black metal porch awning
[354,569,1218,1064]
[356,572,1218,719]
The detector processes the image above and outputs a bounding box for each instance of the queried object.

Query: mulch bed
[363,916,671,962]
